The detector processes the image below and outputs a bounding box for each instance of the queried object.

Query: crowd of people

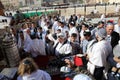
[6,12,120,80]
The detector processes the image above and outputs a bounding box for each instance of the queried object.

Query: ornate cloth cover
[0,74,10,80]
[2,28,20,67]
[0,68,17,79]
[0,67,17,80]
[113,44,120,57]
[73,74,92,80]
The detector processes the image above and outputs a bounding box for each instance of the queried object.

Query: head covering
[57,33,66,38]
[107,20,114,24]
[98,21,104,25]
[83,30,91,36]
[73,74,92,80]
[96,28,107,39]
[58,19,64,24]
[106,21,114,26]
[69,21,75,26]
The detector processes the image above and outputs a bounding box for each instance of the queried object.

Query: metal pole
[105,3,107,16]
[36,9,37,15]
[59,5,61,16]
[84,5,86,17]
[95,4,96,9]
[116,3,118,7]
[74,5,76,14]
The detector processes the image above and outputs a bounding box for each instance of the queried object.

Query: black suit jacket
[107,31,120,67]
[111,31,119,49]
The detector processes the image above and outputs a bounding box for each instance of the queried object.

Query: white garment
[52,21,58,34]
[55,41,72,56]
[47,34,56,42]
[58,26,69,34]
[100,14,105,22]
[17,30,31,50]
[55,43,63,55]
[80,30,84,39]
[69,27,78,36]
[81,39,89,54]
[87,62,95,75]
[87,40,112,74]
[73,74,92,80]
[37,32,46,43]
[17,70,51,80]
[38,20,41,27]
[43,25,49,32]
[113,43,120,57]
[25,39,46,57]
[86,39,97,53]
[41,20,46,29]
[23,28,31,40]
[114,24,120,34]
[91,28,98,38]
[69,27,79,41]
[89,40,112,67]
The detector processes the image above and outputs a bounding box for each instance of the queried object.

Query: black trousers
[94,67,105,80]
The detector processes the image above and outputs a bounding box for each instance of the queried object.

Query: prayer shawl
[58,26,69,34]
[25,39,46,57]
[69,27,79,42]
[37,32,46,43]
[87,40,112,74]
[55,41,72,56]
[52,21,59,34]
[17,30,31,50]
[17,70,51,80]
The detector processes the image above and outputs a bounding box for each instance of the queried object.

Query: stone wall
[58,4,120,18]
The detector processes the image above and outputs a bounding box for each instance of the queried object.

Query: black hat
[58,20,64,24]
[83,30,91,36]
[98,21,104,25]
[69,21,75,26]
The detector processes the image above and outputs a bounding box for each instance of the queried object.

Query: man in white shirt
[53,33,72,57]
[52,17,59,34]
[106,23,119,48]
[57,20,69,35]
[87,28,112,80]
[69,21,79,42]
